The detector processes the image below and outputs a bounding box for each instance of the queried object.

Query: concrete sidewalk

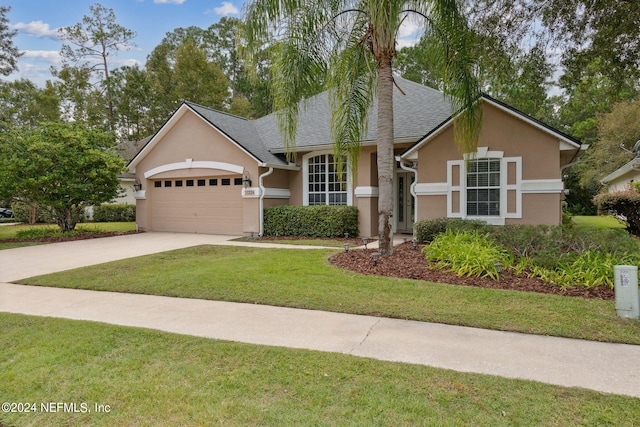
[1,232,639,398]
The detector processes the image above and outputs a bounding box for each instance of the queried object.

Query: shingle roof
[253,76,453,152]
[185,102,288,166]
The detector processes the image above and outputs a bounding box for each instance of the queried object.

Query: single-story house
[127,77,585,237]
[600,157,640,192]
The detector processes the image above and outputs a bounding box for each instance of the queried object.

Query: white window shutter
[447,160,464,218]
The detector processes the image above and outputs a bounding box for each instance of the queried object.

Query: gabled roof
[400,94,584,160]
[128,102,291,171]
[601,157,640,185]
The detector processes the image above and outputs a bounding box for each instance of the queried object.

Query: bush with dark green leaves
[264,205,358,238]
[414,218,489,243]
[11,201,55,224]
[93,204,136,222]
[593,189,640,236]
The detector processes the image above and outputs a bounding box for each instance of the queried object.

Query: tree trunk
[55,207,80,233]
[376,57,395,255]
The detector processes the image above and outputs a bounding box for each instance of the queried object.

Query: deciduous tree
[0,122,124,232]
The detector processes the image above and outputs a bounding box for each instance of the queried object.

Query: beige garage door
[150,176,243,234]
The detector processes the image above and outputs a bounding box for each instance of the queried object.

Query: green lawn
[572,215,626,229]
[18,245,640,345]
[1,313,638,427]
[0,222,136,250]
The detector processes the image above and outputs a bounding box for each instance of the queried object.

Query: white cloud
[210,2,239,16]
[21,50,62,63]
[112,58,143,68]
[12,21,60,39]
[154,0,187,4]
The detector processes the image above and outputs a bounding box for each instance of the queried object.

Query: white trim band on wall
[242,188,291,199]
[143,159,244,179]
[414,182,447,196]
[354,186,379,197]
[520,179,564,193]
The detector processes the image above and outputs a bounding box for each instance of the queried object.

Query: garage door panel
[150,177,243,234]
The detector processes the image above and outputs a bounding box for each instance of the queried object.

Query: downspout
[397,157,418,237]
[259,167,274,236]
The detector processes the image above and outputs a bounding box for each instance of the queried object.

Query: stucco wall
[415,102,564,225]
[133,109,261,234]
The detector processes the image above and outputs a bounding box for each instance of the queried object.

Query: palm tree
[244,0,482,254]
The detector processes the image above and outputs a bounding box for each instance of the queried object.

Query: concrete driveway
[0,231,326,282]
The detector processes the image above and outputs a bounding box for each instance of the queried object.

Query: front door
[397,172,415,232]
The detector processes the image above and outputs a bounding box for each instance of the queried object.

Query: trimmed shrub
[93,204,136,222]
[10,201,55,224]
[264,205,358,238]
[593,190,640,236]
[414,218,490,243]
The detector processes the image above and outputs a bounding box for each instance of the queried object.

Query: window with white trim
[307,154,348,205]
[466,158,501,216]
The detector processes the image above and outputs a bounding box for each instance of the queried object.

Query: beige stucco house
[128,78,585,237]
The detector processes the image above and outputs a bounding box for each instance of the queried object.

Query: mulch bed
[0,230,143,244]
[328,241,615,301]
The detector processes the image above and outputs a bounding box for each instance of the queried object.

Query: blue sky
[2,0,244,86]
[2,0,422,87]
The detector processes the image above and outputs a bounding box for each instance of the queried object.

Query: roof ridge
[183,101,252,122]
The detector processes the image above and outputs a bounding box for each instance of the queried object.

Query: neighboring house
[127,77,585,237]
[600,157,640,192]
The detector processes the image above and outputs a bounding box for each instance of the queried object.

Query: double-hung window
[307,153,348,205]
[466,158,501,216]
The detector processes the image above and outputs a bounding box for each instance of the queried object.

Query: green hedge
[93,204,136,222]
[11,201,55,224]
[414,218,490,243]
[593,190,640,236]
[264,205,358,237]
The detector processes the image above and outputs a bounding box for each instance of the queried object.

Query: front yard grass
[17,245,640,345]
[1,313,638,427]
[0,222,136,250]
[572,215,627,229]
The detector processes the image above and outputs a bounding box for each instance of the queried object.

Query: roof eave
[601,158,640,184]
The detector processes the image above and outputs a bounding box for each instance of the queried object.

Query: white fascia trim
[414,182,447,196]
[144,160,244,179]
[128,104,191,171]
[520,179,564,193]
[601,158,640,184]
[354,186,379,197]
